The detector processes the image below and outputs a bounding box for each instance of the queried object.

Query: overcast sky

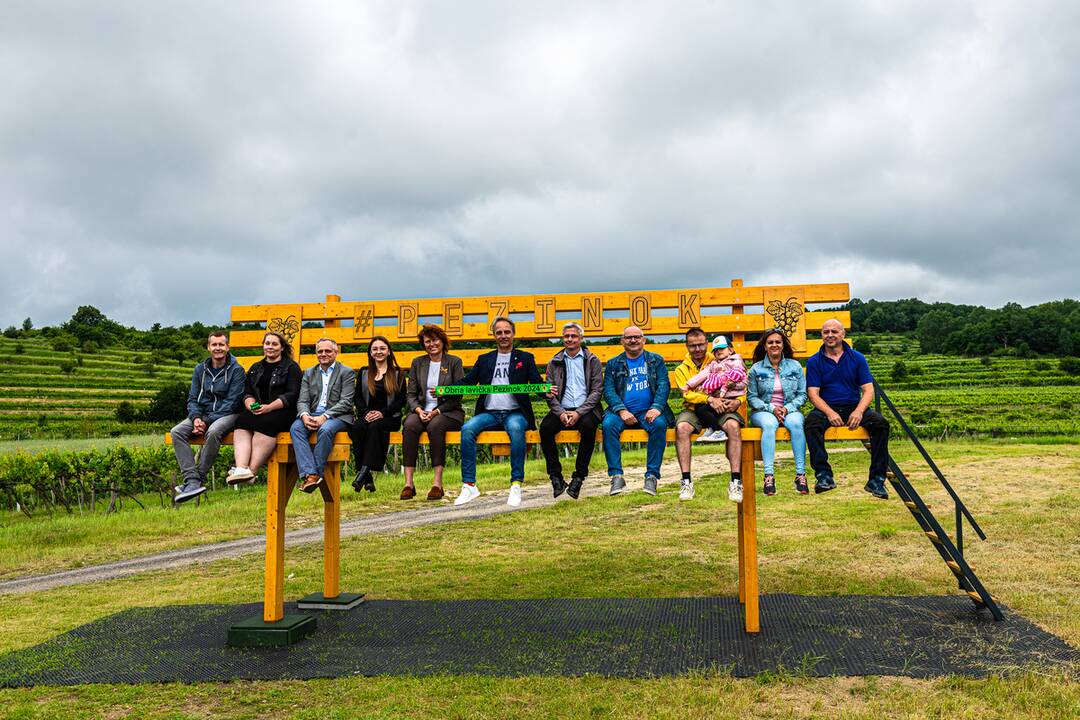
[2,1,1077,329]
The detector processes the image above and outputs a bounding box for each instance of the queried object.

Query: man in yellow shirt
[673,327,745,501]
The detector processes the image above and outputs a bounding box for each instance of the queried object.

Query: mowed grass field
[0,440,1077,718]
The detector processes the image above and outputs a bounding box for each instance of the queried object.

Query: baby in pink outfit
[681,336,747,399]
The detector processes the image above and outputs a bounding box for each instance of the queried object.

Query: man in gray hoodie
[172,331,245,503]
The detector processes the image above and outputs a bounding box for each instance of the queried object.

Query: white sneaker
[714,429,728,442]
[679,479,695,501]
[226,467,254,485]
[507,483,522,507]
[728,478,743,503]
[454,483,480,506]
[695,430,716,443]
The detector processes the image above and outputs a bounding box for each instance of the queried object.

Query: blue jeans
[460,411,528,484]
[602,410,668,478]
[290,417,348,477]
[751,410,806,475]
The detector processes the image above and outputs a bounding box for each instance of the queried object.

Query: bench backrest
[228,279,850,371]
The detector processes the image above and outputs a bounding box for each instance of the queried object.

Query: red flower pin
[515,362,523,369]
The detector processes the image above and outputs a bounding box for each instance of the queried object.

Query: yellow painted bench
[212,279,857,638]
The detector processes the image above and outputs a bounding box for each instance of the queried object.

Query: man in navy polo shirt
[804,319,891,498]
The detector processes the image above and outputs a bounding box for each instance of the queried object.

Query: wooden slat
[228,311,849,348]
[231,339,831,372]
[164,426,872,447]
[230,283,851,323]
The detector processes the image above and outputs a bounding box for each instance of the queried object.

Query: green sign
[435,383,552,396]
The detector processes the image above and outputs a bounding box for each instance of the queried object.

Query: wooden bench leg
[319,461,341,599]
[263,460,297,622]
[739,441,760,633]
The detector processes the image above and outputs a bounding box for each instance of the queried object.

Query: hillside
[0,337,189,441]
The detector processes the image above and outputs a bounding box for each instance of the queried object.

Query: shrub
[52,339,73,353]
[145,381,188,422]
[115,401,141,423]
[891,360,909,382]
[3,326,18,339]
[58,360,76,375]
[1060,357,1080,376]
[852,337,872,354]
[980,357,993,366]
[1033,360,1051,371]
[81,340,99,354]
[907,365,924,376]
[14,343,24,355]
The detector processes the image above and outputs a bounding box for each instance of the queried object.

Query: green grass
[0,443,721,580]
[0,440,1077,718]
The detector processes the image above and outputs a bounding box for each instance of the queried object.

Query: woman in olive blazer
[400,324,466,500]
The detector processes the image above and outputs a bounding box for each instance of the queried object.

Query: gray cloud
[1,1,1077,328]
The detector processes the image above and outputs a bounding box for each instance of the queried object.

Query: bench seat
[165,426,870,446]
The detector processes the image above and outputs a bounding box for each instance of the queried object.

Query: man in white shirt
[453,317,543,507]
[289,338,356,493]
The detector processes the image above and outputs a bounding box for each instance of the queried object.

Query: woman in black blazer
[400,324,465,500]
[350,335,406,493]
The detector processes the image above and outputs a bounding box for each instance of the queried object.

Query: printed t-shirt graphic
[623,355,652,415]
[485,352,519,411]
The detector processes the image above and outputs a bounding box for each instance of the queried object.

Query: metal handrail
[873,380,987,542]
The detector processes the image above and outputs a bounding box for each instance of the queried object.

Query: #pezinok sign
[436,383,552,396]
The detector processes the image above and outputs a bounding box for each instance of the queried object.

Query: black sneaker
[864,476,889,499]
[814,476,836,494]
[763,475,776,497]
[550,475,567,498]
[175,481,207,504]
[567,476,584,499]
[794,474,809,495]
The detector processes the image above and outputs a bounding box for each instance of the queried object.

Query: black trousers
[538,410,600,480]
[348,414,401,471]
[804,404,890,481]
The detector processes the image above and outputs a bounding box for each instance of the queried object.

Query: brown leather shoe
[400,485,416,500]
[301,474,323,493]
[426,486,444,500]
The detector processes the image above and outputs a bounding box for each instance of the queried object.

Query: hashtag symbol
[357,309,373,333]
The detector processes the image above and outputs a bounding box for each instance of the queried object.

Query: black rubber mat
[2,595,1077,686]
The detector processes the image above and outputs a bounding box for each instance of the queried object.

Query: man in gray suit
[289,338,356,493]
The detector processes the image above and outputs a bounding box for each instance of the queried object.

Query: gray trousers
[171,414,239,483]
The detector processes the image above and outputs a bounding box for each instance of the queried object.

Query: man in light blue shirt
[289,338,356,493]
[540,322,604,499]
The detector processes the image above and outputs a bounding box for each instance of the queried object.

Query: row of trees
[846,298,1080,356]
[4,306,215,364]
[6,297,1080,365]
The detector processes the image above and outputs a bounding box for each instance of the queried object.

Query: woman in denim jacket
[747,329,808,496]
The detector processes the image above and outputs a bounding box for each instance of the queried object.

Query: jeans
[460,411,528,484]
[539,410,600,480]
[290,417,348,477]
[171,414,238,483]
[751,410,806,475]
[602,410,668,478]
[804,405,890,481]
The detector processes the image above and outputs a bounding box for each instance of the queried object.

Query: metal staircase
[871,381,1003,620]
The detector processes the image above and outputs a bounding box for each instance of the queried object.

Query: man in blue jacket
[602,325,676,496]
[453,317,543,508]
[805,319,891,498]
[172,331,245,503]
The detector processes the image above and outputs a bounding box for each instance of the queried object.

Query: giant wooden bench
[212,279,857,643]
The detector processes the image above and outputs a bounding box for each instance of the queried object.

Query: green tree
[145,381,189,422]
[63,305,124,347]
